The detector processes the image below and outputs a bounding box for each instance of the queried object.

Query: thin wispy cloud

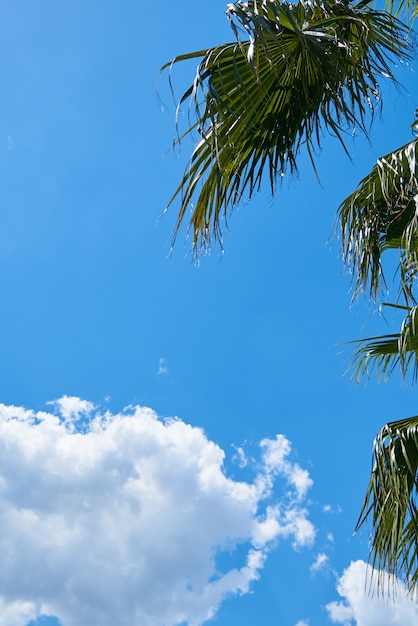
[157,357,169,375]
[322,504,342,514]
[310,552,330,575]
[0,398,315,626]
[231,444,248,468]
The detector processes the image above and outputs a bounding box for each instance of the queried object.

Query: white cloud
[310,552,329,575]
[0,597,38,626]
[260,435,314,500]
[157,357,169,375]
[0,398,315,626]
[326,560,418,626]
[323,504,342,515]
[47,395,95,423]
[231,444,248,468]
[294,621,310,626]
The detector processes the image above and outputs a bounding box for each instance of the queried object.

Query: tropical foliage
[339,131,418,302]
[163,0,418,594]
[338,116,418,593]
[355,416,418,593]
[162,0,411,252]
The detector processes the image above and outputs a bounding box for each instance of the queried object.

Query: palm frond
[349,303,418,382]
[385,0,418,23]
[163,0,411,253]
[356,415,418,594]
[338,136,418,300]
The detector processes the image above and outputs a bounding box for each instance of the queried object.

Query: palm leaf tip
[356,416,418,594]
[338,136,418,301]
[348,304,418,384]
[163,0,412,253]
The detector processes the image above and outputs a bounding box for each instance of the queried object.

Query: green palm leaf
[356,415,418,594]
[163,0,411,252]
[349,304,418,382]
[385,0,418,22]
[338,136,418,300]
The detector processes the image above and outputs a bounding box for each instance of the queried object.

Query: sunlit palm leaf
[350,303,418,382]
[385,0,418,22]
[163,0,411,252]
[356,415,418,593]
[338,136,418,300]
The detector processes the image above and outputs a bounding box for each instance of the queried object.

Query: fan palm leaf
[163,0,411,252]
[338,134,418,300]
[356,415,418,593]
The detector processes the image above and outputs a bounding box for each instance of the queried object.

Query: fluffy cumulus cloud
[326,560,418,626]
[0,398,315,626]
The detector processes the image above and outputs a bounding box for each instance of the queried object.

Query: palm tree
[162,0,411,253]
[338,129,418,303]
[355,415,418,593]
[163,0,418,593]
[337,122,418,593]
[338,127,418,389]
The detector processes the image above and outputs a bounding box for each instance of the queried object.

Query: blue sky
[0,1,417,625]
